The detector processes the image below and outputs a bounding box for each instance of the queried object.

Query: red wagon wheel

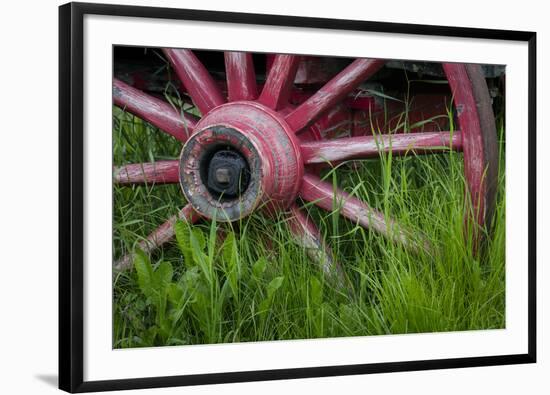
[113,50,498,287]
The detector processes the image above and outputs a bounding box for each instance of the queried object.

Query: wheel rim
[443,63,499,235]
[113,50,498,284]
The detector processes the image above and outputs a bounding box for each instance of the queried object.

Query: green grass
[112,103,505,348]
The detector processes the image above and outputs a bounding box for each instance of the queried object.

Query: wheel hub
[204,148,250,198]
[179,101,303,222]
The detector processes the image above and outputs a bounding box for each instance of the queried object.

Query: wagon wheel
[113,50,498,288]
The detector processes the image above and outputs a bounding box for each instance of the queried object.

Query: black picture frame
[59,2,537,392]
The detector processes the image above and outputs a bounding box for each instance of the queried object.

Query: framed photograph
[59,2,536,392]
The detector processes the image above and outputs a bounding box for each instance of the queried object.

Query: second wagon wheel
[113,50,498,288]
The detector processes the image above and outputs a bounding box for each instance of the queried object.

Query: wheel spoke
[287,204,347,289]
[299,173,427,252]
[224,52,258,101]
[301,131,462,164]
[285,59,385,133]
[162,48,225,115]
[258,54,300,110]
[113,78,196,142]
[114,205,201,272]
[114,160,179,185]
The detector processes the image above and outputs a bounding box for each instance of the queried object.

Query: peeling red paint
[301,131,463,164]
[258,54,300,110]
[114,160,180,185]
[285,59,385,133]
[299,173,429,253]
[163,48,226,116]
[443,63,496,232]
[179,101,303,221]
[224,52,257,101]
[113,78,196,142]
